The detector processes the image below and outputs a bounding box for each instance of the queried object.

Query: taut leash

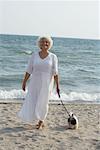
[58,92,70,117]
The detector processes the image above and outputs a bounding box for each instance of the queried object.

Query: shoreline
[0,99,100,104]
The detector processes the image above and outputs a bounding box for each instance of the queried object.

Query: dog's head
[68,114,77,125]
[67,112,78,129]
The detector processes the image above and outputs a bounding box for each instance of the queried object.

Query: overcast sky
[0,0,99,39]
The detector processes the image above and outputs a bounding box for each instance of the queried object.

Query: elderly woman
[17,36,60,129]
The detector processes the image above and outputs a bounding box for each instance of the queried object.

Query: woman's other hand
[22,81,26,91]
[56,87,60,98]
[22,72,30,91]
[54,75,60,97]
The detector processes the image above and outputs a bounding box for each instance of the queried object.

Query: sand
[0,102,99,150]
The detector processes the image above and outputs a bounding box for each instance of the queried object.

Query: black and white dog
[58,92,79,129]
[67,112,78,129]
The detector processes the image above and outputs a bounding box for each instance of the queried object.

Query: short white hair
[37,36,53,50]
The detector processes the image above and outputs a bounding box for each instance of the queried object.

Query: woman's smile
[40,40,50,50]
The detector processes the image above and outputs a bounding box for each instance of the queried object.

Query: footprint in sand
[0,137,3,140]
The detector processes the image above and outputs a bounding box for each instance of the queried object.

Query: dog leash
[58,92,70,117]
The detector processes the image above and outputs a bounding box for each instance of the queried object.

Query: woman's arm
[22,72,30,91]
[54,74,60,97]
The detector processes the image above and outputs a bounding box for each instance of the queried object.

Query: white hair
[37,36,53,50]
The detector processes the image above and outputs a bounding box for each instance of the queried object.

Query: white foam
[0,89,27,100]
[54,92,100,102]
[0,89,100,102]
[23,50,32,55]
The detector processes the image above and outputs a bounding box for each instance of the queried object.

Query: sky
[0,0,99,39]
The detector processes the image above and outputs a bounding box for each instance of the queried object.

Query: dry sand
[0,102,100,150]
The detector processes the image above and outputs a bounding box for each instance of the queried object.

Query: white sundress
[17,51,58,124]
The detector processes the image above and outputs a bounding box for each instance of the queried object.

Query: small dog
[67,112,78,129]
[57,94,79,130]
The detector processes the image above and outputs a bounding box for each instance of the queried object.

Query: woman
[17,36,60,129]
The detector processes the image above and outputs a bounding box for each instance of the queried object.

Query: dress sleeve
[52,54,58,76]
[26,53,34,74]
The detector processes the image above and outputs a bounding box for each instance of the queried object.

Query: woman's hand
[54,75,60,97]
[22,72,30,91]
[22,81,26,91]
[56,86,60,98]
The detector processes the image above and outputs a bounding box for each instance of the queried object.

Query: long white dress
[17,51,58,124]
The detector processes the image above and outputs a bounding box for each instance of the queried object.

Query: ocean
[0,34,100,103]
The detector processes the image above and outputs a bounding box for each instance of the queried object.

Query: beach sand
[0,102,99,150]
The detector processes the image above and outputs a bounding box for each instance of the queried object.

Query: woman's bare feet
[36,120,45,129]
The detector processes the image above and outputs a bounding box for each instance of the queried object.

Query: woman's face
[39,38,51,51]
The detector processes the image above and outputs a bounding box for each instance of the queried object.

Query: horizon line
[0,33,99,41]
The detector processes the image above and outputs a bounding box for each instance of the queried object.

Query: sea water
[0,34,100,103]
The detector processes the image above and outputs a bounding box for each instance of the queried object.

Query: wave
[0,89,26,100]
[18,50,33,55]
[77,68,95,73]
[0,89,100,103]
